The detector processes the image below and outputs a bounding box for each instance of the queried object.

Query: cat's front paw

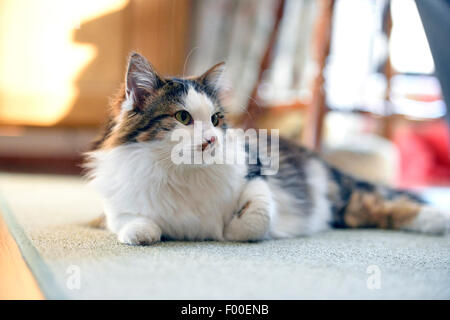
[118,219,162,245]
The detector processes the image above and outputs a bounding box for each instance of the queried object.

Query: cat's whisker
[182,46,199,79]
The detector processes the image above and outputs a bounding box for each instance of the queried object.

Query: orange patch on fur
[109,84,127,118]
[101,131,122,149]
[236,201,251,218]
[344,191,421,229]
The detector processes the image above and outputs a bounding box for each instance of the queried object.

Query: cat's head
[100,52,229,165]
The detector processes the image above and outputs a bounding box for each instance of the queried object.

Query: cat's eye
[211,113,220,127]
[175,110,192,125]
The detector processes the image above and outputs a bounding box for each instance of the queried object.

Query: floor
[0,213,43,299]
[0,173,449,299]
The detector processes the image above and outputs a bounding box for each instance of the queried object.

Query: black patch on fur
[125,113,172,142]
[90,118,116,150]
[268,137,315,215]
[328,166,356,228]
[384,188,425,204]
[169,78,222,106]
[245,142,265,180]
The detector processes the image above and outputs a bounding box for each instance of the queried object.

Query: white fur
[184,87,215,115]
[183,88,219,145]
[304,160,333,233]
[224,178,273,241]
[117,215,162,245]
[121,98,134,112]
[269,159,332,238]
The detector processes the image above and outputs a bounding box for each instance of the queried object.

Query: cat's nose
[208,136,216,144]
[202,136,217,151]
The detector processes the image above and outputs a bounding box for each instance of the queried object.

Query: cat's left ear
[197,62,225,91]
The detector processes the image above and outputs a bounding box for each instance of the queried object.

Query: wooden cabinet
[0,0,191,128]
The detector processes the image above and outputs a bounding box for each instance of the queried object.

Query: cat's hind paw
[402,206,450,235]
[224,201,270,241]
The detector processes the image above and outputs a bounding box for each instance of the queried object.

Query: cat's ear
[197,62,225,91]
[125,52,164,111]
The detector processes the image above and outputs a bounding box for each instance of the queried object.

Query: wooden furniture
[380,1,395,140]
[301,0,335,150]
[242,0,286,130]
[240,0,336,151]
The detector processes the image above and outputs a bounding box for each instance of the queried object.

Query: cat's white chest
[89,144,246,240]
[146,169,243,240]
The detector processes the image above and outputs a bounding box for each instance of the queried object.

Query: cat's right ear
[197,62,226,91]
[125,52,164,111]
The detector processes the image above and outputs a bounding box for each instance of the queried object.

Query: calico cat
[84,52,450,245]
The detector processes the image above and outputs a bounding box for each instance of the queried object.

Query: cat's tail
[328,166,450,235]
[87,214,106,229]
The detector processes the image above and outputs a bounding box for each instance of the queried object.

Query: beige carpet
[0,173,449,299]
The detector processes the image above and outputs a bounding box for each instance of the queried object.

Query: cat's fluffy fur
[85,52,450,245]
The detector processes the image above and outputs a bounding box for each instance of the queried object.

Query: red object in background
[394,120,450,187]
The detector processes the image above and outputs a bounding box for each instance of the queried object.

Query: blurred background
[0,0,449,199]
